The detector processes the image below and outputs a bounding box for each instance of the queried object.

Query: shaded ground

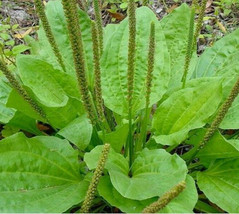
[1,0,239,51]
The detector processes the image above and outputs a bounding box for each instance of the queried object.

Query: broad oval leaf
[191,29,239,129]
[160,3,197,87]
[98,175,197,213]
[16,55,68,108]
[152,81,222,145]
[85,146,187,200]
[7,88,84,129]
[101,7,170,116]
[36,0,94,87]
[0,133,88,213]
[0,77,15,123]
[197,158,239,213]
[185,129,239,166]
[58,114,92,150]
[99,121,129,153]
[193,28,239,78]
[220,95,239,129]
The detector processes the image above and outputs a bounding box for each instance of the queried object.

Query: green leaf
[192,39,239,129]
[98,176,156,213]
[152,81,222,146]
[160,175,198,213]
[43,98,85,129]
[0,33,10,40]
[0,133,88,212]
[220,95,239,129]
[104,24,118,49]
[0,78,16,123]
[36,0,94,87]
[197,158,239,213]
[7,111,43,135]
[185,129,239,166]
[5,40,15,46]
[160,4,197,87]
[58,114,92,150]
[0,102,15,124]
[7,88,45,122]
[100,121,128,152]
[7,88,84,129]
[16,55,69,108]
[101,7,170,116]
[228,139,239,151]
[98,175,197,213]
[1,125,19,137]
[194,28,239,78]
[85,146,187,200]
[12,44,30,55]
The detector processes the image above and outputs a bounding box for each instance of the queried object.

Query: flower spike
[80,144,110,213]
[142,181,186,213]
[188,77,239,163]
[61,0,97,125]
[145,21,155,108]
[93,0,104,56]
[193,0,207,48]
[0,60,46,119]
[91,21,104,122]
[127,0,136,167]
[201,77,239,148]
[181,4,195,88]
[34,0,66,72]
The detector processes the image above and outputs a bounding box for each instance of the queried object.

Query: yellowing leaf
[13,27,33,39]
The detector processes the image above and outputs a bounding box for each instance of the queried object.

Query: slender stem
[127,0,136,168]
[187,161,202,170]
[34,0,66,72]
[189,76,239,163]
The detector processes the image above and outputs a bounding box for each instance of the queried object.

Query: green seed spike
[34,0,66,72]
[190,77,239,161]
[91,21,104,122]
[181,5,195,88]
[136,21,155,152]
[0,60,46,119]
[93,0,103,56]
[143,21,155,146]
[193,0,207,48]
[80,144,110,213]
[61,0,96,125]
[145,21,155,108]
[142,181,186,213]
[127,0,136,168]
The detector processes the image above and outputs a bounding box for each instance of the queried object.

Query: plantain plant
[0,0,239,213]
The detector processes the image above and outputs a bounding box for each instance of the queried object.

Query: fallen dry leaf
[37,123,50,132]
[205,0,214,13]
[13,27,34,39]
[216,20,227,33]
[107,10,125,21]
